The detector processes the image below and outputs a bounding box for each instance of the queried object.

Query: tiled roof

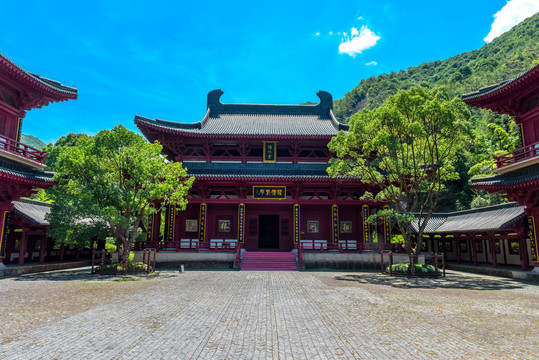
[462,63,539,102]
[0,158,54,184]
[184,162,333,179]
[27,72,78,96]
[0,52,77,98]
[12,198,51,226]
[135,90,348,137]
[412,202,526,234]
[471,164,539,187]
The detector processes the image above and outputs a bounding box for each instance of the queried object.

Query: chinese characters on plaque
[253,186,286,199]
[185,219,198,233]
[218,220,231,232]
[340,221,352,234]
[307,220,319,233]
[263,141,276,163]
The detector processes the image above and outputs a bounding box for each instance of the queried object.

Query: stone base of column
[532,264,539,273]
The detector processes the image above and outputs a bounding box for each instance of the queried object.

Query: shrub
[386,263,439,276]
[98,261,149,274]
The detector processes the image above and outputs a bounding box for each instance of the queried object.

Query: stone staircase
[240,251,298,271]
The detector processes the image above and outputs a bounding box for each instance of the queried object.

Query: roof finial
[207,89,224,109]
[316,91,333,113]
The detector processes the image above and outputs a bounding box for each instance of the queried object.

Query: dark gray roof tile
[471,164,539,187]
[184,162,332,178]
[135,90,348,137]
[462,63,539,101]
[12,198,51,226]
[412,202,525,234]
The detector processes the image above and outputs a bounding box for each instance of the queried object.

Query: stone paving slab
[0,270,538,359]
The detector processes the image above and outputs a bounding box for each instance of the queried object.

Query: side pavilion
[463,63,539,272]
[0,53,77,267]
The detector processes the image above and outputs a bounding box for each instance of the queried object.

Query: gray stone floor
[0,269,537,359]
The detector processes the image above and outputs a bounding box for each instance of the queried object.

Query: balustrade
[494,141,539,169]
[0,133,45,164]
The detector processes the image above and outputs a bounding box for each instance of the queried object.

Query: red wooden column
[456,237,462,264]
[0,208,10,266]
[59,243,65,262]
[18,226,29,266]
[516,223,529,271]
[39,231,47,264]
[152,209,161,248]
[489,234,498,268]
[382,204,391,244]
[472,239,478,266]
[527,213,539,271]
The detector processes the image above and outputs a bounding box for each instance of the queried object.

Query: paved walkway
[0,269,537,359]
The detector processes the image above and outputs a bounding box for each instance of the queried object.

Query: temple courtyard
[0,269,537,359]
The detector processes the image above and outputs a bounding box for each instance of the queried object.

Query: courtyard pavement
[0,268,537,359]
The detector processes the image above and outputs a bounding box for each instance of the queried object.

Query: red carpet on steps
[240,252,298,271]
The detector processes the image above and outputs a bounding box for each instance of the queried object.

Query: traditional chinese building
[135,90,392,269]
[463,63,539,272]
[414,202,532,271]
[0,53,77,266]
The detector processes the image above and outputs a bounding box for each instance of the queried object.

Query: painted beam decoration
[383,204,391,242]
[294,204,300,244]
[146,203,155,243]
[199,203,207,242]
[362,205,370,242]
[165,204,176,242]
[238,203,245,243]
[0,211,10,257]
[263,141,277,163]
[528,216,538,262]
[332,205,339,243]
[253,186,286,199]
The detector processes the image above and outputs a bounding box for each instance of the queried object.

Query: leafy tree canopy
[48,125,194,262]
[43,132,89,171]
[328,87,470,255]
[330,13,539,211]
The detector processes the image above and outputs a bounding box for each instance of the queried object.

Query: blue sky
[1,0,537,144]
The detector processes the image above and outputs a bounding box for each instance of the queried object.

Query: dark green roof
[184,162,332,179]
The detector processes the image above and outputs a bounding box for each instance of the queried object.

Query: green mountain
[333,13,539,212]
[21,134,47,151]
[334,13,539,121]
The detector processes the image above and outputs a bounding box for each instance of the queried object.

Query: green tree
[49,125,194,263]
[328,87,470,255]
[44,133,89,171]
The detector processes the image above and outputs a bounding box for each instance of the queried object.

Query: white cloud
[365,61,378,66]
[338,25,380,57]
[329,31,333,35]
[357,16,363,20]
[315,31,320,36]
[484,0,539,42]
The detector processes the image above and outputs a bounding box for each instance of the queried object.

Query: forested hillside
[332,13,539,212]
[21,134,46,150]
[334,13,539,120]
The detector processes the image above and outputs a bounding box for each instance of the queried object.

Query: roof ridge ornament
[207,89,224,109]
[207,89,333,116]
[316,90,333,113]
